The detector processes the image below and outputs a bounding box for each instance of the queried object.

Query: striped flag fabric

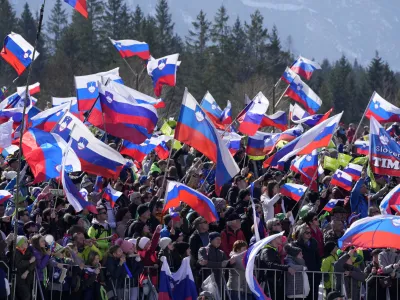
[331,170,353,191]
[343,163,363,181]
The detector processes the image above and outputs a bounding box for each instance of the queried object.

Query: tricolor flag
[174,89,239,194]
[93,175,103,193]
[88,82,157,144]
[323,199,344,212]
[220,131,242,155]
[64,0,88,18]
[109,38,150,60]
[278,125,303,142]
[281,67,298,84]
[16,82,40,96]
[75,68,122,111]
[147,54,180,97]
[286,75,322,114]
[30,103,70,132]
[365,92,400,123]
[290,56,321,80]
[0,190,12,204]
[0,32,39,75]
[103,183,122,208]
[163,181,219,223]
[107,81,165,109]
[354,140,369,156]
[120,135,172,162]
[0,119,13,149]
[291,103,332,127]
[343,163,363,181]
[200,91,222,121]
[380,184,400,214]
[52,97,83,120]
[22,128,81,183]
[246,131,281,157]
[331,170,353,191]
[244,232,285,300]
[369,116,400,176]
[264,113,342,169]
[159,256,197,300]
[260,111,287,131]
[53,112,127,179]
[280,183,307,202]
[290,150,318,180]
[237,92,269,136]
[220,100,232,124]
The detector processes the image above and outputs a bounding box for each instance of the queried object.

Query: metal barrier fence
[3,259,400,300]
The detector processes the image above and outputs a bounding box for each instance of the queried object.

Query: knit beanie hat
[127,238,137,246]
[159,237,172,250]
[16,236,27,248]
[209,232,220,243]
[174,242,190,256]
[137,204,149,216]
[115,238,133,253]
[137,237,150,250]
[284,244,302,257]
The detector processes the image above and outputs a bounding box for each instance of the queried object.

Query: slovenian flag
[147,54,180,97]
[323,199,344,212]
[331,170,353,191]
[237,92,269,136]
[290,149,318,180]
[281,67,298,84]
[343,163,363,181]
[290,56,321,80]
[354,140,369,156]
[380,184,400,214]
[64,0,88,18]
[103,183,122,208]
[365,92,400,123]
[260,111,287,131]
[120,135,172,162]
[0,190,12,204]
[200,91,222,121]
[93,175,103,193]
[291,104,332,127]
[52,97,84,121]
[109,38,150,60]
[220,100,232,124]
[163,181,219,223]
[30,103,70,132]
[246,131,281,157]
[220,131,242,155]
[280,183,307,202]
[0,32,40,75]
[286,75,322,114]
[21,128,81,183]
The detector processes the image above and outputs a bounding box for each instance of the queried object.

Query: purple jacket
[31,247,52,281]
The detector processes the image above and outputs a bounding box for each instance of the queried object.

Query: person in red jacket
[137,224,162,286]
[220,213,246,256]
[303,211,324,257]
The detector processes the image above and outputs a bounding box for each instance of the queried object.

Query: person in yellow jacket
[321,241,338,295]
[73,231,103,262]
[87,205,112,258]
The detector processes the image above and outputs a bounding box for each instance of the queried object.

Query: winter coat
[227,251,249,292]
[284,255,308,298]
[261,194,281,222]
[138,231,160,285]
[292,238,321,271]
[350,179,369,218]
[14,247,36,298]
[105,256,127,289]
[227,186,240,206]
[189,230,208,269]
[116,219,129,238]
[31,247,52,281]
[220,227,246,257]
[198,244,230,289]
[321,254,338,289]
[378,249,400,274]
[87,220,112,257]
[334,253,366,300]
[309,226,324,257]
[125,255,144,287]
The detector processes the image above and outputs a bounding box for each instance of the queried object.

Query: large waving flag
[380,184,400,215]
[244,232,284,300]
[281,67,298,84]
[109,38,150,60]
[290,149,318,180]
[103,183,122,208]
[291,104,332,127]
[286,76,322,114]
[278,124,303,142]
[53,112,127,179]
[370,116,400,176]
[221,131,242,155]
[0,85,38,111]
[237,92,269,136]
[366,92,400,123]
[220,100,232,124]
[107,81,165,109]
[64,0,88,18]
[163,181,219,223]
[290,56,321,80]
[30,103,70,132]
[159,256,197,300]
[21,128,81,183]
[338,215,400,250]
[147,54,180,97]
[52,97,83,120]
[280,183,307,202]
[260,111,287,131]
[75,68,122,111]
[175,89,239,193]
[200,91,222,121]
[0,32,39,75]
[331,169,353,191]
[264,113,342,168]
[88,82,157,144]
[120,135,172,162]
[246,131,281,157]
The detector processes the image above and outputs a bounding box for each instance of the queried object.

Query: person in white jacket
[261,181,281,222]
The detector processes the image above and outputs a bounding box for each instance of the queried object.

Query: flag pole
[12,1,46,299]
[274,85,289,108]
[160,138,175,189]
[198,163,215,192]
[350,92,374,146]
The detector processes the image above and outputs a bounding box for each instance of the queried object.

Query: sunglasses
[304,231,312,234]
[98,211,107,215]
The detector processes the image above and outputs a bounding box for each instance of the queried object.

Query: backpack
[92,223,112,239]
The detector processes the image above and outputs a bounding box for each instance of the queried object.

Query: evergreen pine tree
[211,6,230,52]
[154,0,175,56]
[18,3,36,44]
[186,10,210,54]
[367,51,384,95]
[132,5,145,40]
[47,0,68,52]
